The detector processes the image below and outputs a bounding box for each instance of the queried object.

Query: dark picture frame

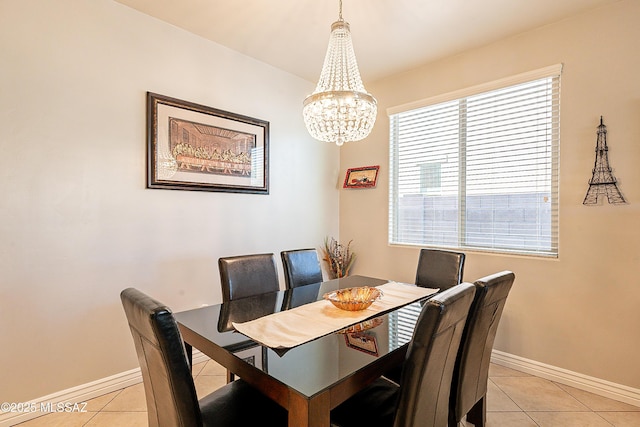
[343,165,380,189]
[147,92,269,194]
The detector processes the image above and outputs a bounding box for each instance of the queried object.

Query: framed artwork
[343,165,379,188]
[344,332,379,356]
[147,92,269,194]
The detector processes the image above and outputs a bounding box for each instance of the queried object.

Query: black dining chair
[384,248,467,385]
[120,288,287,427]
[330,282,476,427]
[280,248,323,289]
[415,249,466,291]
[218,253,280,303]
[218,253,280,381]
[448,271,515,427]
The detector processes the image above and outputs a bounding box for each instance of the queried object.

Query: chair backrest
[394,282,476,427]
[415,249,465,291]
[280,248,323,289]
[218,253,280,302]
[120,288,202,427]
[449,271,515,424]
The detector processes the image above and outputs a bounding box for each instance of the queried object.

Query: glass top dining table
[174,275,436,427]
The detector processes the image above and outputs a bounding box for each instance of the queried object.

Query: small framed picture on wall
[343,165,380,189]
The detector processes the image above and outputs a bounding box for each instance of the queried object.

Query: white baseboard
[492,349,640,407]
[0,351,210,427]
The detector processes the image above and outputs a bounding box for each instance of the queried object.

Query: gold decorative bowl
[323,286,383,311]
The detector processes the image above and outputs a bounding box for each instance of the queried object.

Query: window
[389,65,561,257]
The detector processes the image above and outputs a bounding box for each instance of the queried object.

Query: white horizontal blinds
[464,78,559,254]
[389,101,460,246]
[389,66,560,256]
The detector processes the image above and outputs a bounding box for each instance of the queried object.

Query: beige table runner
[232,282,438,349]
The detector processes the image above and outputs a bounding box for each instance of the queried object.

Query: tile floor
[15,361,640,427]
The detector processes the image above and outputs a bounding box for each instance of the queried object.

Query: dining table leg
[289,389,331,427]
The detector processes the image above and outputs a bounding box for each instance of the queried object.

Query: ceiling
[114,0,618,84]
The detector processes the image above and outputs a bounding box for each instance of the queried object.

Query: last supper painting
[147,92,269,194]
[169,118,255,177]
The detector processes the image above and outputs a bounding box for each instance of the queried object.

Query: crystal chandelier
[303,0,377,146]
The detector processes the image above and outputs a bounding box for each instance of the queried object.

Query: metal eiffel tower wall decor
[583,117,626,205]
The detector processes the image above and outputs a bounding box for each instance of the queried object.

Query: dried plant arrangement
[322,237,356,279]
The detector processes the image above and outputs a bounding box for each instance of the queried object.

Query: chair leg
[466,396,486,427]
[447,410,460,427]
[184,342,193,371]
[226,369,235,383]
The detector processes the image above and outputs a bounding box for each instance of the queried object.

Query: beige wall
[341,0,640,390]
[0,0,340,402]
